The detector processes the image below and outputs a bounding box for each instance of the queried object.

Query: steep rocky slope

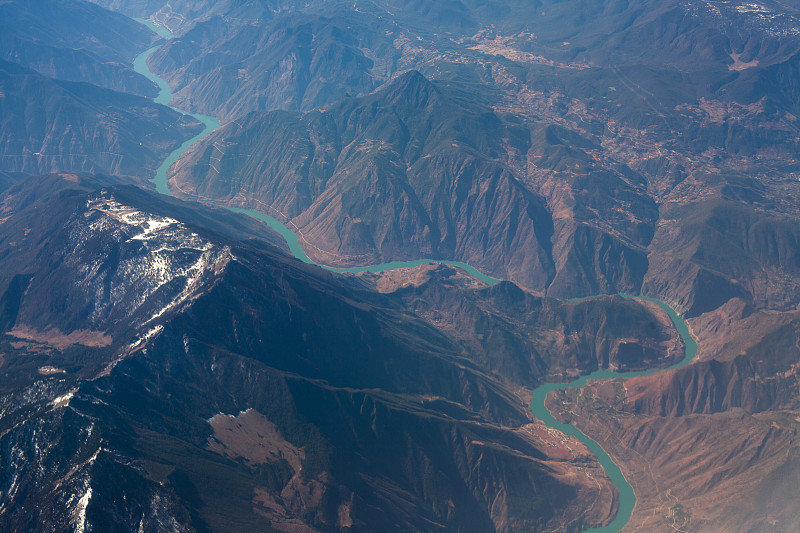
[644,199,800,316]
[153,0,800,311]
[0,175,682,532]
[170,70,658,296]
[0,0,158,96]
[544,294,800,532]
[552,393,800,532]
[377,265,683,385]
[0,60,202,178]
[170,71,557,286]
[10,1,800,530]
[149,9,385,117]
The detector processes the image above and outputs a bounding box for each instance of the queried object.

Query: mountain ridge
[0,59,203,178]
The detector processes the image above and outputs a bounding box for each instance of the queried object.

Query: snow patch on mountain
[51,389,77,409]
[73,485,92,533]
[66,191,234,329]
[685,1,800,38]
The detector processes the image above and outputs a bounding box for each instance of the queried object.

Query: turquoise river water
[133,20,698,532]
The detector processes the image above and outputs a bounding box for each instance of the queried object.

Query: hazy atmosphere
[0,1,799,531]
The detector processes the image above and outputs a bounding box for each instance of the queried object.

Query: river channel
[530,295,697,531]
[133,20,698,532]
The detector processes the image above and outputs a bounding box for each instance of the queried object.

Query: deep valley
[1,1,799,531]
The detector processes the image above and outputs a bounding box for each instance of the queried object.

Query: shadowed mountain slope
[0,59,202,178]
[0,0,159,96]
[0,174,681,532]
[170,70,661,295]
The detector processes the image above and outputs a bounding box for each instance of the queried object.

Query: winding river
[530,295,697,532]
[133,21,698,532]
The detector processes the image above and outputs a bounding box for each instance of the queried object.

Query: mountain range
[0,0,159,96]
[0,0,799,531]
[0,173,682,531]
[0,58,201,178]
